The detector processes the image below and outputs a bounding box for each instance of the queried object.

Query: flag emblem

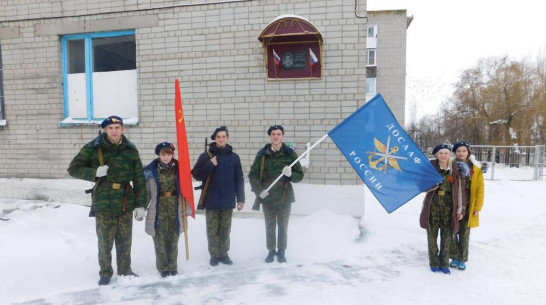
[309,48,318,66]
[367,137,407,172]
[273,49,281,66]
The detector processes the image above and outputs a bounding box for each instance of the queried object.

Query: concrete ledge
[35,15,159,36]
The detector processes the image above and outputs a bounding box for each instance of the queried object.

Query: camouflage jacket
[248,143,303,207]
[67,133,147,216]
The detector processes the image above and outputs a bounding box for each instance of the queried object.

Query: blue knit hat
[155,142,175,155]
[267,125,284,135]
[211,126,228,140]
[452,141,470,152]
[432,144,451,155]
[100,116,123,128]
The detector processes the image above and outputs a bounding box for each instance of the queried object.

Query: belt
[100,181,129,190]
[437,190,451,196]
[160,191,177,198]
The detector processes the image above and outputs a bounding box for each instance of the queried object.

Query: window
[367,49,376,66]
[0,43,5,126]
[366,77,376,95]
[366,25,378,49]
[61,30,137,125]
[367,26,375,38]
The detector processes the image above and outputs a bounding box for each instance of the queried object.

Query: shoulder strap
[92,146,105,193]
[98,146,104,166]
[196,151,214,210]
[259,155,265,182]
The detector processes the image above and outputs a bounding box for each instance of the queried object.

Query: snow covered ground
[0,178,545,305]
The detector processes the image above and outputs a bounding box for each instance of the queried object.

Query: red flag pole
[174,79,195,260]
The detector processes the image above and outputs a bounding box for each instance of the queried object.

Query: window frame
[61,30,136,125]
[367,49,376,66]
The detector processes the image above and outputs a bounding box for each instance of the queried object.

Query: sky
[368,0,546,123]
[1,171,545,304]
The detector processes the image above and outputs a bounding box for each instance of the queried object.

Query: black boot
[265,250,276,263]
[210,257,219,266]
[98,276,111,286]
[170,271,178,276]
[277,250,287,263]
[219,255,233,265]
[160,271,170,278]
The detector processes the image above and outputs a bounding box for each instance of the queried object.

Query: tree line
[408,56,546,149]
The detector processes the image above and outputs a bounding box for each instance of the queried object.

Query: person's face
[455,146,469,161]
[159,151,173,164]
[215,131,228,148]
[104,124,124,143]
[436,149,451,163]
[269,129,284,146]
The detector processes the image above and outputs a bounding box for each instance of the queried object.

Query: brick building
[0,0,409,184]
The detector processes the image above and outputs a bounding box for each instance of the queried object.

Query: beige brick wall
[0,0,375,184]
[367,10,409,126]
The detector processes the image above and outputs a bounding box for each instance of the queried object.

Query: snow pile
[1,179,545,304]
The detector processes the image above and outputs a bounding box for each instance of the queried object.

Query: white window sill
[58,117,138,127]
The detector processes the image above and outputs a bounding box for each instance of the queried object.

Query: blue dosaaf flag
[328,94,442,213]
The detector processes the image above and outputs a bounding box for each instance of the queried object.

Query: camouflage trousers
[153,197,180,273]
[451,216,471,262]
[426,195,453,268]
[95,211,133,278]
[206,209,233,258]
[262,202,291,251]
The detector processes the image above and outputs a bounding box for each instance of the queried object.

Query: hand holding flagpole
[259,134,328,199]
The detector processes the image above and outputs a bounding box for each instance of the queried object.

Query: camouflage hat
[267,125,284,135]
[100,116,123,128]
[155,142,175,155]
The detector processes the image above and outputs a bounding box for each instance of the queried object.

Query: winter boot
[277,250,287,263]
[440,267,451,274]
[98,276,111,285]
[121,271,139,277]
[219,256,233,265]
[450,259,459,268]
[170,271,178,276]
[210,257,219,266]
[265,250,276,263]
[430,267,440,273]
[457,261,466,270]
[160,271,170,278]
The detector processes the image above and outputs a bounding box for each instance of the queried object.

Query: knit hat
[432,144,451,155]
[267,125,284,135]
[211,126,228,140]
[155,142,175,155]
[452,141,470,152]
[100,116,123,128]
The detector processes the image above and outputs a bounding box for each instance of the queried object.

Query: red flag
[174,79,195,218]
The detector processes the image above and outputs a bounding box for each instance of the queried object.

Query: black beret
[155,142,175,155]
[267,125,284,135]
[100,116,123,128]
[211,126,228,140]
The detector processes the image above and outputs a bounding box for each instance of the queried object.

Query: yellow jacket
[467,162,485,228]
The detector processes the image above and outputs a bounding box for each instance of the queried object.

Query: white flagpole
[259,134,329,199]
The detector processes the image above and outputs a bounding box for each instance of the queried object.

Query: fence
[470,145,545,181]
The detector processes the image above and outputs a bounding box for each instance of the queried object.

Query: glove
[96,165,109,177]
[134,207,145,221]
[282,166,292,177]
